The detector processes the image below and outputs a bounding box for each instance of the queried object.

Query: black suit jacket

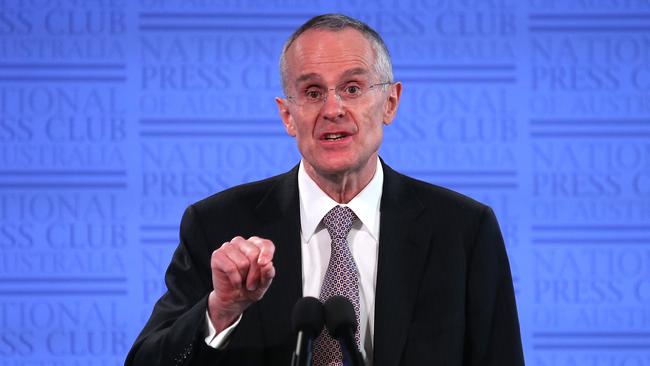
[125,162,524,366]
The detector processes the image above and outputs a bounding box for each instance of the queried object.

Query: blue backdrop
[1,1,649,365]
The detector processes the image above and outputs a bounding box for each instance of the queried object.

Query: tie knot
[322,205,357,239]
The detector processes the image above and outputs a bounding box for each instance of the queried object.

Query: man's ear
[275,97,296,136]
[383,81,402,126]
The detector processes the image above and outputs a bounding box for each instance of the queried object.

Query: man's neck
[303,156,378,204]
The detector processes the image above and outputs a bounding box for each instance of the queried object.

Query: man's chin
[310,158,372,178]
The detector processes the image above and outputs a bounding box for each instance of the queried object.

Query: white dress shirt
[298,159,382,364]
[205,159,383,364]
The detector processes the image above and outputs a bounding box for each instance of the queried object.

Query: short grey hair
[279,13,394,94]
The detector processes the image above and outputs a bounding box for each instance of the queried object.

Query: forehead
[285,28,376,83]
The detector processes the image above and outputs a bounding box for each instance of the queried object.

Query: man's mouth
[322,133,347,141]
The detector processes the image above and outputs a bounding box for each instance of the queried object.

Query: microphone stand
[291,331,314,366]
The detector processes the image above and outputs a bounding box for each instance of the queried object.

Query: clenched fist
[207,236,276,333]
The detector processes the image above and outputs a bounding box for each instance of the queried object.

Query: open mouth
[322,133,348,141]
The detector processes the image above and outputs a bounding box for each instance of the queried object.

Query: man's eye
[304,89,323,100]
[343,85,361,95]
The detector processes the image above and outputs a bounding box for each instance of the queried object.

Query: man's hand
[207,236,276,333]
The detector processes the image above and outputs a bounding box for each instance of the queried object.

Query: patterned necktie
[313,205,360,366]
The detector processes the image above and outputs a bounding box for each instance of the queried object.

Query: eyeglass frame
[285,81,395,106]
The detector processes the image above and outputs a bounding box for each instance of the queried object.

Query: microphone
[324,296,365,366]
[291,296,324,366]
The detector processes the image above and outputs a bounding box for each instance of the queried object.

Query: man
[125,14,524,366]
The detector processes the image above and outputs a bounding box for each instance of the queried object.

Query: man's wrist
[207,292,242,334]
[204,310,242,349]
[208,313,239,334]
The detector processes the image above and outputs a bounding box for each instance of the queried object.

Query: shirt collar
[298,158,383,243]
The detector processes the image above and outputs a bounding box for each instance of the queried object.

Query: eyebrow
[294,67,371,85]
[295,73,321,84]
[341,67,370,79]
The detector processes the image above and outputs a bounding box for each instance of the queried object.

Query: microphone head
[324,296,357,339]
[292,296,325,338]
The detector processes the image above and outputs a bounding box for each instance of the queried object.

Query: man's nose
[321,88,344,120]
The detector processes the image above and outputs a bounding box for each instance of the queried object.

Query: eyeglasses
[286,81,393,106]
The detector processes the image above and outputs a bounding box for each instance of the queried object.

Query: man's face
[276,28,401,178]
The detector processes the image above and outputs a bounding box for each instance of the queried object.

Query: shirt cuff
[204,310,242,349]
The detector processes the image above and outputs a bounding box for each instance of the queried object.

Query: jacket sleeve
[124,205,231,366]
[464,206,525,366]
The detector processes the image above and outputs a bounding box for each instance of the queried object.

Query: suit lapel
[252,166,303,348]
[373,162,432,366]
